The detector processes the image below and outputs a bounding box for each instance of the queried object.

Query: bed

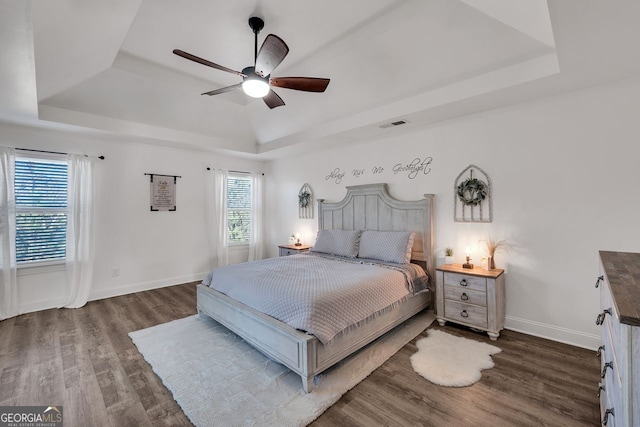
[197,183,435,392]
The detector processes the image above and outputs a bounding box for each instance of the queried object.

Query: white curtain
[206,168,229,268]
[64,154,96,308]
[248,172,264,261]
[0,147,18,320]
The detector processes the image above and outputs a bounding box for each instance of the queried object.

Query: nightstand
[435,264,505,340]
[278,244,312,256]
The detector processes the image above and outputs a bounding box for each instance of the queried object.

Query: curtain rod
[206,167,264,176]
[16,148,105,160]
[144,173,182,178]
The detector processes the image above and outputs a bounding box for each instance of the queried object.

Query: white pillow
[358,230,415,264]
[310,229,361,258]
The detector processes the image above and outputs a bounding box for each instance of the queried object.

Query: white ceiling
[2,0,640,158]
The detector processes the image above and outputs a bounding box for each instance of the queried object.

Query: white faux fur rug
[410,329,501,387]
[130,311,435,427]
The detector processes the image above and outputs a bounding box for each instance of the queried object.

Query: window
[227,175,251,244]
[14,156,68,264]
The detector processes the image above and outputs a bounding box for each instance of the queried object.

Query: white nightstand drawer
[278,245,311,257]
[444,286,486,307]
[445,300,488,329]
[443,272,487,292]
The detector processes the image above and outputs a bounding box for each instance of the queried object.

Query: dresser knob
[601,362,613,379]
[597,384,605,398]
[460,310,469,318]
[596,345,605,358]
[602,408,614,425]
[459,279,468,287]
[595,275,604,288]
[460,293,469,301]
[596,308,612,325]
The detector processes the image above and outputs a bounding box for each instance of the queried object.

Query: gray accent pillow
[310,229,362,258]
[358,230,415,264]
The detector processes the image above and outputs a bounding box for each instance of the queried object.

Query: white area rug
[410,329,501,387]
[130,311,435,427]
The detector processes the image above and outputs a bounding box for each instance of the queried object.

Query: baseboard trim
[88,272,208,302]
[505,315,600,350]
[20,296,67,315]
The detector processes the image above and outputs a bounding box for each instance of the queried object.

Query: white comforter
[202,253,428,344]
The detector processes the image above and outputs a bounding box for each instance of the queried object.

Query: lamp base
[462,263,474,269]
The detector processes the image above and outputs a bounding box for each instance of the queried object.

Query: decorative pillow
[358,230,415,264]
[310,229,361,258]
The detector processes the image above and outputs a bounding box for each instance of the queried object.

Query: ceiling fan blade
[269,77,330,93]
[254,35,289,77]
[173,49,246,77]
[201,83,243,96]
[263,90,285,109]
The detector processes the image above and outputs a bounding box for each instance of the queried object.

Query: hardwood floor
[0,283,600,426]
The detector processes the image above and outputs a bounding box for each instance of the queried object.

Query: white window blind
[14,157,68,264]
[227,175,251,244]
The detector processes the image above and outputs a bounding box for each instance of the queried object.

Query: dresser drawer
[443,272,487,292]
[601,279,622,365]
[599,387,617,427]
[444,286,486,307]
[445,300,488,328]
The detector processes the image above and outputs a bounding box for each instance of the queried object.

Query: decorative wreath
[298,191,311,208]
[456,178,487,206]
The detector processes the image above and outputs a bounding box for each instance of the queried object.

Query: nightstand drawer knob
[596,345,605,358]
[601,362,613,379]
[459,279,468,287]
[460,293,469,301]
[595,275,604,288]
[602,408,614,425]
[460,310,469,318]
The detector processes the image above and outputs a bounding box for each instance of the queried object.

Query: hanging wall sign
[146,173,181,211]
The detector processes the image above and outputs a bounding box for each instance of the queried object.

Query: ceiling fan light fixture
[242,78,270,98]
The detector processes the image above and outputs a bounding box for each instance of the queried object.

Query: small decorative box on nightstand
[435,264,505,340]
[278,244,312,256]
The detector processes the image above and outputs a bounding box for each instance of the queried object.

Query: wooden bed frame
[197,183,435,392]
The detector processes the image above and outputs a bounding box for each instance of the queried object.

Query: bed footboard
[197,284,318,390]
[197,284,431,393]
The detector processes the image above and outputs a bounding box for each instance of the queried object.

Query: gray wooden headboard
[317,183,435,281]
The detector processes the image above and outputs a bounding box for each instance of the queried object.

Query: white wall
[2,122,264,313]
[265,76,640,349]
[5,75,639,349]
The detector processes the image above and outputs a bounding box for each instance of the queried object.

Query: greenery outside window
[14,156,68,265]
[227,174,251,244]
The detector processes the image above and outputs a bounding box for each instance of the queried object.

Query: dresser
[278,244,312,256]
[435,264,505,340]
[596,251,640,427]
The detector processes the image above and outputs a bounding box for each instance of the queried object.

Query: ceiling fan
[173,17,330,109]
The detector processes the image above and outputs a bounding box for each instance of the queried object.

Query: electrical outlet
[112,268,119,277]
